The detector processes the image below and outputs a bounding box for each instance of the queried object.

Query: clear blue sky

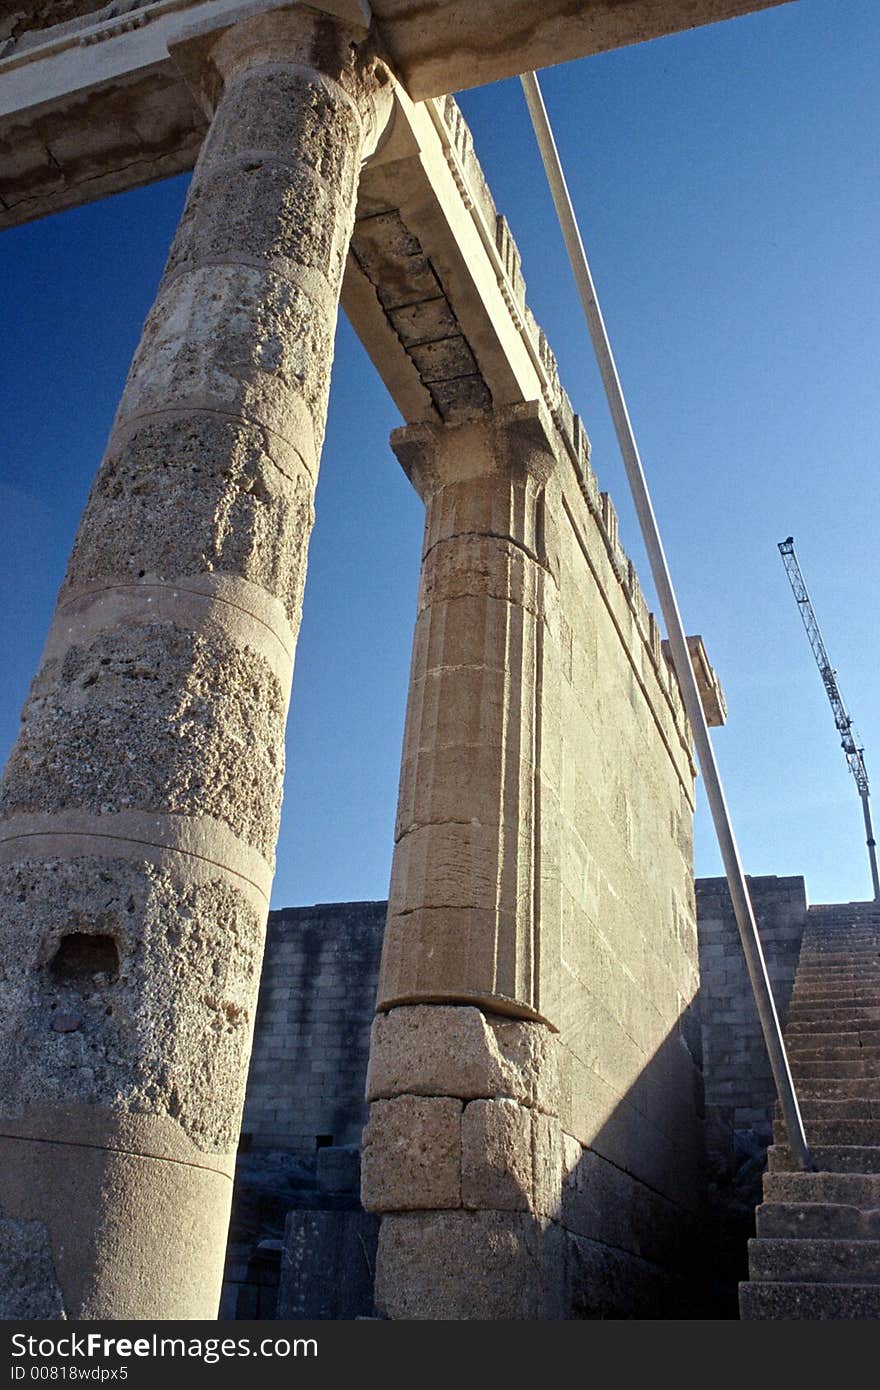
[2,0,878,910]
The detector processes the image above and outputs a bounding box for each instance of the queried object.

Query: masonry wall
[696,874,807,1154]
[695,873,808,1303]
[545,430,708,1316]
[241,901,385,1157]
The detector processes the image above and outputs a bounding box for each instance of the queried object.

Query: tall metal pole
[520,70,814,1171]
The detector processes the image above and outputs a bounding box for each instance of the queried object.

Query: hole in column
[49,933,120,988]
[315,1134,333,1151]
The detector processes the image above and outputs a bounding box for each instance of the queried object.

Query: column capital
[390,400,562,504]
[169,1,394,153]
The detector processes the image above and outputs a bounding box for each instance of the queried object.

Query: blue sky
[2,0,878,910]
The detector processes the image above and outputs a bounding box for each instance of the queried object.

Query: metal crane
[779,537,880,902]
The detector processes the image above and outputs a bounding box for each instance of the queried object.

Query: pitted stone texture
[366,1005,559,1113]
[361,1095,461,1212]
[0,0,392,1321]
[63,418,314,621]
[165,157,350,287]
[165,68,364,289]
[0,1212,66,1319]
[0,857,264,1152]
[200,66,364,188]
[375,1210,559,1320]
[181,4,389,130]
[532,1109,565,1219]
[461,1098,532,1211]
[1,624,285,859]
[116,265,335,457]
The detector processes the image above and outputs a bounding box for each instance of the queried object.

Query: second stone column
[363,403,568,1319]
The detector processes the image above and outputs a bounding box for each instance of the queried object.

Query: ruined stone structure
[1,0,822,1323]
[698,876,808,1159]
[241,901,385,1157]
[696,875,809,1301]
[223,885,880,1319]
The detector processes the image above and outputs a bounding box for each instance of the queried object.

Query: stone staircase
[740,901,880,1318]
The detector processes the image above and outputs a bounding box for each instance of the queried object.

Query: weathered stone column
[0,2,391,1319]
[363,404,568,1319]
[377,403,562,1023]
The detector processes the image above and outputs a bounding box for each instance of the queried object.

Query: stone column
[363,403,567,1319]
[0,2,391,1319]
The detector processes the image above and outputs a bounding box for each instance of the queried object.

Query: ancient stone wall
[697,875,807,1157]
[241,901,385,1156]
[695,873,807,1303]
[363,399,709,1319]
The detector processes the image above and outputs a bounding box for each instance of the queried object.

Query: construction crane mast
[779,537,880,902]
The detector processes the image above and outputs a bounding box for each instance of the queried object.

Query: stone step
[795,978,880,989]
[789,988,880,1004]
[740,1281,880,1318]
[800,933,880,942]
[784,1006,873,1028]
[748,1237,880,1285]
[756,1202,880,1240]
[798,966,880,976]
[784,1011,878,1034]
[784,1017,873,1039]
[776,1097,880,1122]
[802,924,880,933]
[800,1118,880,1146]
[795,958,880,967]
[791,1002,880,1013]
[771,1118,880,1147]
[798,946,880,957]
[802,927,880,937]
[787,1045,880,1064]
[764,1169,880,1205]
[794,1077,880,1100]
[800,959,880,967]
[787,1023,880,1039]
[768,1143,880,1174]
[796,956,880,969]
[795,978,878,989]
[787,1013,880,1033]
[806,928,880,936]
[789,1010,880,1024]
[790,1059,880,1078]
[800,946,880,957]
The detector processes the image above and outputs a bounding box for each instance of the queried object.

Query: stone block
[565,1231,692,1319]
[361,1096,461,1212]
[316,1144,360,1194]
[366,1004,559,1114]
[277,1210,379,1320]
[375,1210,556,1320]
[532,1109,564,1219]
[461,1099,532,1211]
